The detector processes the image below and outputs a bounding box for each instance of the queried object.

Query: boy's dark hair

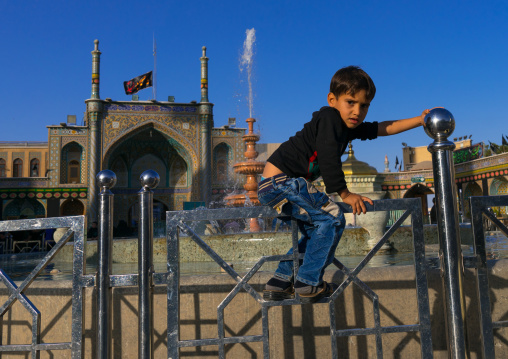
[330,66,376,101]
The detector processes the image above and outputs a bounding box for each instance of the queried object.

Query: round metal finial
[140,170,160,189]
[424,108,455,141]
[96,170,117,189]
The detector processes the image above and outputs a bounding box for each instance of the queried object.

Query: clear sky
[2,1,507,172]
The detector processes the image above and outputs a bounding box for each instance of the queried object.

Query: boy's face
[327,89,371,129]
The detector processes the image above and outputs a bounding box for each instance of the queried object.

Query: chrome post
[425,108,467,358]
[138,170,159,359]
[96,170,116,359]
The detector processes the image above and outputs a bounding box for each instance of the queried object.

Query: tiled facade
[0,41,248,226]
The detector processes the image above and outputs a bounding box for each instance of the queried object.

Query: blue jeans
[258,174,345,286]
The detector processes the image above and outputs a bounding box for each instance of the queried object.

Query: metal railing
[0,215,87,358]
[469,195,508,358]
[166,198,433,359]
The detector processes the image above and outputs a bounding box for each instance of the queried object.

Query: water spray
[240,28,256,118]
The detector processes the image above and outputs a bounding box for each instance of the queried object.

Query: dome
[342,142,378,175]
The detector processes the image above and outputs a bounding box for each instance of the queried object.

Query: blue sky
[2,1,508,172]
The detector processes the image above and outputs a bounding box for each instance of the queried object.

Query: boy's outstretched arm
[339,189,373,215]
[377,109,431,136]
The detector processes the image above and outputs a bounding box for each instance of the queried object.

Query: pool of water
[1,231,507,282]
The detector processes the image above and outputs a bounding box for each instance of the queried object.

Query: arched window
[214,143,231,184]
[61,142,83,184]
[13,158,23,177]
[0,159,5,177]
[30,158,40,177]
[68,160,80,183]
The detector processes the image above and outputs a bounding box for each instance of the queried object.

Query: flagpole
[153,34,157,100]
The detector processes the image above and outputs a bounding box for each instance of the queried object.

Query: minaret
[200,46,209,102]
[86,39,103,221]
[91,39,101,99]
[384,155,391,172]
[198,46,213,204]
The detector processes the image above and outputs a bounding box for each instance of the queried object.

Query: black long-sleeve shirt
[267,106,378,193]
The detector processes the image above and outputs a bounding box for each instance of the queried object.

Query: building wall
[0,143,48,178]
[402,139,472,171]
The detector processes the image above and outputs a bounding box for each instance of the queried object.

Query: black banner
[123,71,153,95]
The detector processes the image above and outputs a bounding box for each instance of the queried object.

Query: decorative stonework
[212,138,236,149]
[102,114,198,152]
[49,137,60,186]
[62,136,87,148]
[0,178,49,188]
[12,152,25,161]
[87,101,103,112]
[105,103,196,112]
[198,104,212,115]
[455,152,508,176]
[0,187,87,199]
[50,128,87,136]
[29,152,41,161]
[456,170,508,184]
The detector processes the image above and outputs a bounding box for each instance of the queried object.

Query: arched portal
[61,199,85,216]
[489,177,508,216]
[404,183,434,221]
[463,182,483,219]
[4,199,46,219]
[105,126,191,189]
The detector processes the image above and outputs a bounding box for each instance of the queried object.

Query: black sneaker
[263,277,295,301]
[297,281,338,304]
[263,285,295,301]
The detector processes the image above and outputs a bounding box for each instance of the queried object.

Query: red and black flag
[124,71,153,95]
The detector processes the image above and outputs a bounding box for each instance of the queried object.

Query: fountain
[224,29,264,232]
[225,118,265,231]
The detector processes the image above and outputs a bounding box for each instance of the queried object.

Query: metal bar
[410,197,433,359]
[329,300,338,358]
[96,170,116,359]
[482,206,508,237]
[165,199,423,224]
[0,343,72,351]
[261,305,270,359]
[335,324,421,337]
[138,170,159,359]
[373,297,383,359]
[425,108,466,358]
[71,216,86,359]
[167,222,180,359]
[470,196,497,358]
[178,335,264,347]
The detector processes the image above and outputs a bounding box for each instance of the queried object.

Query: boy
[258,66,431,304]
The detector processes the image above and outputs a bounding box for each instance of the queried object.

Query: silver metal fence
[469,195,508,358]
[0,215,86,358]
[166,198,433,359]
